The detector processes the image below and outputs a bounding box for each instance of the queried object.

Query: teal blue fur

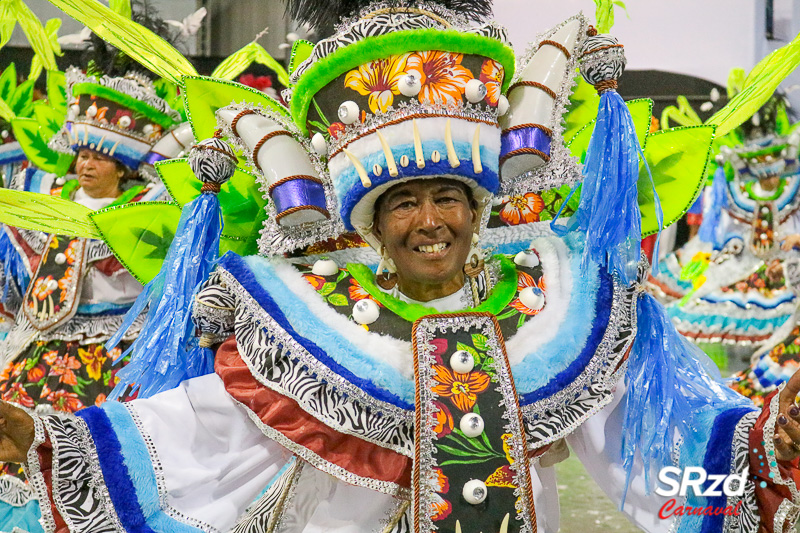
[0,499,43,533]
[510,234,600,394]
[333,140,499,201]
[243,256,416,404]
[102,401,204,533]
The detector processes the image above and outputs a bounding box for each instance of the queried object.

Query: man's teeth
[418,243,447,253]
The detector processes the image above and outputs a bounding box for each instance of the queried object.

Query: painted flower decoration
[432,400,454,438]
[2,384,34,408]
[46,389,84,412]
[430,467,452,521]
[95,393,107,407]
[431,364,490,412]
[345,54,409,114]
[479,59,504,107]
[43,350,81,386]
[113,109,135,129]
[499,193,545,225]
[58,267,74,303]
[64,239,80,265]
[327,122,346,139]
[78,345,108,381]
[485,433,518,489]
[32,276,55,301]
[406,51,473,106]
[303,274,326,291]
[27,364,46,383]
[510,271,546,316]
[349,278,379,304]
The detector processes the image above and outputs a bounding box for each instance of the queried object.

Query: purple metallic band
[142,152,167,166]
[501,127,552,160]
[271,178,327,214]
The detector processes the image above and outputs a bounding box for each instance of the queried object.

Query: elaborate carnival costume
[2,1,800,533]
[649,95,800,354]
[0,69,190,532]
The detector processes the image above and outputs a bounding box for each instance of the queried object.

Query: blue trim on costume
[0,143,26,165]
[69,130,146,170]
[23,168,51,194]
[518,270,613,405]
[699,289,795,310]
[76,301,134,315]
[76,407,156,533]
[101,402,204,533]
[667,305,792,337]
[0,499,44,533]
[220,253,415,410]
[698,408,752,533]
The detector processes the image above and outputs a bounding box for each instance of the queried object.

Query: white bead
[86,105,97,118]
[497,95,510,116]
[117,115,132,129]
[761,220,769,228]
[54,253,66,265]
[143,124,155,136]
[0,130,7,139]
[400,155,409,167]
[450,350,475,373]
[431,150,441,163]
[460,413,485,438]
[55,177,66,186]
[465,79,488,103]
[353,298,379,325]
[338,101,360,124]
[69,104,81,117]
[514,251,539,268]
[398,73,422,97]
[311,132,328,156]
[519,286,544,311]
[761,206,770,215]
[462,479,488,505]
[311,259,338,276]
[373,164,383,176]
[47,279,59,291]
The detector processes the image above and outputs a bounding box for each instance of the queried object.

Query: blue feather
[0,229,30,306]
[697,166,729,249]
[106,194,221,399]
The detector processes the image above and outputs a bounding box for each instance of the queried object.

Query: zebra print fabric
[231,459,305,533]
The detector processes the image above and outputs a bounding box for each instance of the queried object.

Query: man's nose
[417,200,444,231]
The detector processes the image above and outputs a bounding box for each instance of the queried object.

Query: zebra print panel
[234,308,415,456]
[85,240,115,264]
[521,274,638,449]
[231,458,305,533]
[193,271,236,344]
[41,414,123,533]
[723,411,760,533]
[0,475,35,507]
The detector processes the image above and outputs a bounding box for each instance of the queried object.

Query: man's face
[374,178,477,290]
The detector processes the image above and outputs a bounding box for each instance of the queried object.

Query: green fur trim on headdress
[72,83,178,129]
[290,29,516,134]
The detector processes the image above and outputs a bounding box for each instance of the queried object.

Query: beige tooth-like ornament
[217,105,330,226]
[500,17,584,181]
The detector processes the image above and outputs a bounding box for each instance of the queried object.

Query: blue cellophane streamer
[619,293,753,506]
[106,194,221,399]
[697,166,729,248]
[0,229,30,305]
[559,90,644,286]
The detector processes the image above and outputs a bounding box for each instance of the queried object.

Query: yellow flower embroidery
[344,54,409,114]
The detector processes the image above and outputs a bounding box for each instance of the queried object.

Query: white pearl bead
[465,79,488,103]
[55,177,66,186]
[450,350,475,373]
[514,251,539,268]
[47,279,59,291]
[519,286,544,311]
[760,220,769,228]
[117,115,132,129]
[69,104,81,117]
[311,132,328,156]
[54,253,66,265]
[353,298,379,325]
[462,479,488,504]
[497,95,510,116]
[761,206,770,215]
[0,130,7,139]
[143,124,155,136]
[459,413,485,438]
[398,73,422,97]
[338,101,360,124]
[311,259,338,276]
[86,105,97,118]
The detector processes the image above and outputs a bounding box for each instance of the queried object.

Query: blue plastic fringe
[697,166,729,248]
[619,293,753,506]
[0,229,30,306]
[106,194,221,399]
[552,90,660,286]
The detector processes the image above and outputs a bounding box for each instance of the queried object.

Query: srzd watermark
[654,467,746,519]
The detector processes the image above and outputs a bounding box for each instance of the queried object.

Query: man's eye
[393,201,415,210]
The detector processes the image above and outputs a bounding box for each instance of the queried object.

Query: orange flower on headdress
[431,364,490,412]
[406,51,473,106]
[479,59,504,106]
[498,193,545,225]
[345,54,410,114]
[510,271,546,316]
[32,276,55,301]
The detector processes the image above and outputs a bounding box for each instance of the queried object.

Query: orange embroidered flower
[43,351,81,386]
[498,193,545,225]
[345,54,409,113]
[432,400,454,437]
[509,271,546,316]
[486,434,518,488]
[348,278,378,303]
[303,274,326,291]
[26,364,46,383]
[78,346,107,381]
[46,389,84,412]
[406,51,473,106]
[431,364,490,412]
[32,276,56,301]
[95,393,107,407]
[2,384,34,408]
[57,267,74,303]
[479,59,504,106]
[64,240,80,265]
[430,467,452,521]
